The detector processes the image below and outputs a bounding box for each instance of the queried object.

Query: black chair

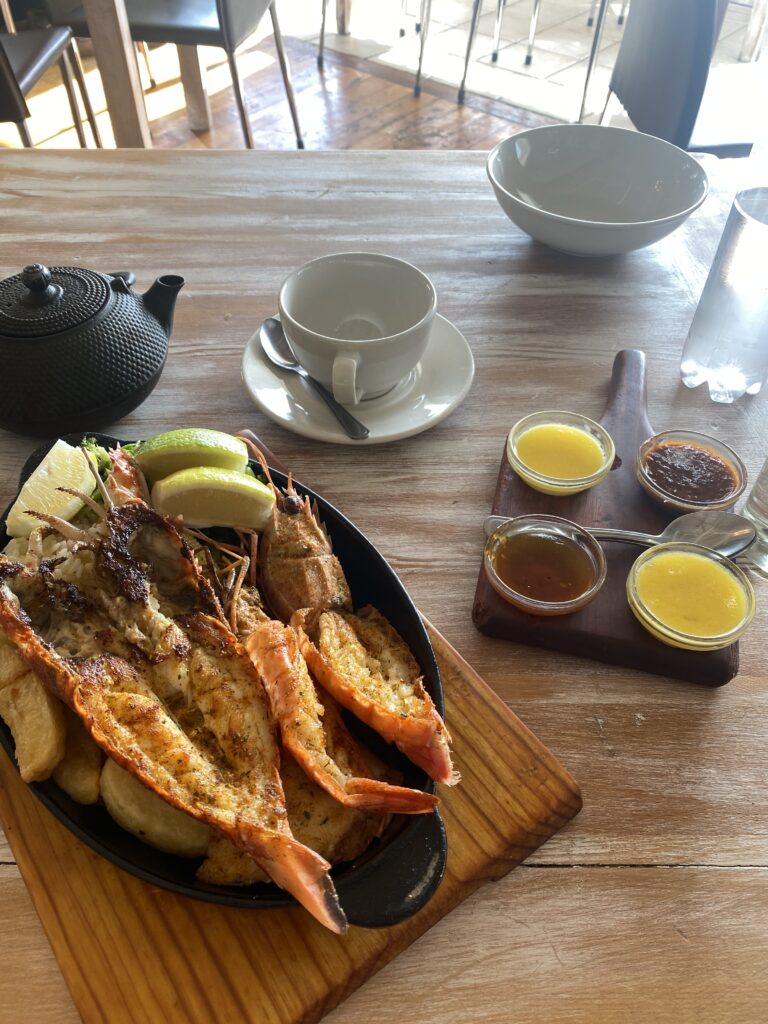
[604,0,753,158]
[48,0,303,148]
[0,1,100,148]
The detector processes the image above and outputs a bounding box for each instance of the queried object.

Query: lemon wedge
[151,466,275,530]
[5,440,93,538]
[134,428,249,480]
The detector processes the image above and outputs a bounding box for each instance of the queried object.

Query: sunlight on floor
[307,0,763,124]
[0,30,275,149]
[0,0,763,150]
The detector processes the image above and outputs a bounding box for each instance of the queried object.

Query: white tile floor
[293,0,762,125]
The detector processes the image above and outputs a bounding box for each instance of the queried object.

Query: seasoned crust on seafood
[198,750,388,886]
[299,607,457,786]
[247,619,438,813]
[259,488,352,627]
[0,578,347,933]
[314,608,436,737]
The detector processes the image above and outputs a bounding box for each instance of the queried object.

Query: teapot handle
[108,271,136,288]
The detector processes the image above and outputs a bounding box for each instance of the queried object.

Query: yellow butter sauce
[635,549,747,637]
[515,423,605,480]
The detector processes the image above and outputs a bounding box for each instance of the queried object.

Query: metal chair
[588,0,629,28]
[485,0,632,76]
[48,0,303,148]
[604,0,753,157]
[0,10,100,147]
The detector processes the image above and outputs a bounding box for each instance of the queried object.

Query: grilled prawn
[247,445,351,628]
[0,582,347,934]
[247,619,438,814]
[296,607,457,786]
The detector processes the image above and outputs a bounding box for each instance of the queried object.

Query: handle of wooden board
[598,348,654,444]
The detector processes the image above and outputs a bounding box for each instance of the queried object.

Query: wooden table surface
[0,149,766,1024]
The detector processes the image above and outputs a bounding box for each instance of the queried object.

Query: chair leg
[458,0,482,105]
[59,50,88,147]
[16,121,33,147]
[137,40,157,89]
[69,39,102,148]
[414,0,432,96]
[525,0,543,65]
[618,0,629,25]
[226,51,254,149]
[271,3,304,149]
[587,0,597,27]
[400,0,407,36]
[319,0,328,68]
[492,0,505,63]
[598,88,613,124]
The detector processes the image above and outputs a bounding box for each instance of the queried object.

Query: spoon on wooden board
[259,318,370,440]
[483,510,757,559]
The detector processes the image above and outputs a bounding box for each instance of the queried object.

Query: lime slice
[134,429,248,480]
[5,440,93,538]
[151,466,275,530]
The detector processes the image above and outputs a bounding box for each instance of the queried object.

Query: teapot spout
[142,275,185,336]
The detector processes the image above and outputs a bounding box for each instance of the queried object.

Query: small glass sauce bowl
[626,542,756,651]
[636,430,746,512]
[484,513,607,616]
[506,410,615,496]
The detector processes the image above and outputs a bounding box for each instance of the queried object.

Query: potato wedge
[100,757,210,857]
[52,708,103,804]
[0,637,65,782]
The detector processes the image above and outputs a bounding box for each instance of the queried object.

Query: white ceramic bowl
[487,124,709,256]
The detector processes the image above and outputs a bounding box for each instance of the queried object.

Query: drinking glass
[680,187,768,404]
[743,456,768,574]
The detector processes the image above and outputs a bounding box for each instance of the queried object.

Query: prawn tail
[397,729,459,787]
[249,832,348,934]
[343,777,439,814]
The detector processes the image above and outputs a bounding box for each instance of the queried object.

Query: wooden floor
[3,35,551,151]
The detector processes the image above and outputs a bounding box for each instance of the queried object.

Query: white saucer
[241,315,474,445]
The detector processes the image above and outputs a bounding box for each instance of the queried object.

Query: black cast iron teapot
[0,263,184,436]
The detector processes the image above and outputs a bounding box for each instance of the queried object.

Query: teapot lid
[0,264,112,339]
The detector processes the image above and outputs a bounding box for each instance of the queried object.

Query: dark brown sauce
[493,532,596,603]
[643,442,738,503]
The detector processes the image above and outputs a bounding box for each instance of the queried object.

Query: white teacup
[278,252,437,406]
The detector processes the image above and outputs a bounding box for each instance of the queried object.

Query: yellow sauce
[515,424,605,480]
[635,550,747,637]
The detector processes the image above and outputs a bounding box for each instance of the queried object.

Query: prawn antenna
[237,434,278,496]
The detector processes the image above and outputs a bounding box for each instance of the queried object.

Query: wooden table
[0,149,767,1024]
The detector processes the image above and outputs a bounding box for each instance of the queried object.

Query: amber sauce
[643,442,738,503]
[493,532,596,603]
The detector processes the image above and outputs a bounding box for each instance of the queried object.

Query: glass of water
[680,187,768,404]
[743,456,768,574]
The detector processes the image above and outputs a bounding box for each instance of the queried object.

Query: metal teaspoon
[483,510,757,559]
[259,317,370,440]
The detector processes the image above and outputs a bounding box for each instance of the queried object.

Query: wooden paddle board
[0,622,581,1024]
[472,349,738,686]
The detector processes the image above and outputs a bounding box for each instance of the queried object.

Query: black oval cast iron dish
[0,432,447,928]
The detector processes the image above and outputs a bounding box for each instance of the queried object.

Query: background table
[0,149,767,1024]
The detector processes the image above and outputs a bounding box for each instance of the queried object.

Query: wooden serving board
[472,349,738,687]
[0,433,582,1024]
[0,625,581,1024]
